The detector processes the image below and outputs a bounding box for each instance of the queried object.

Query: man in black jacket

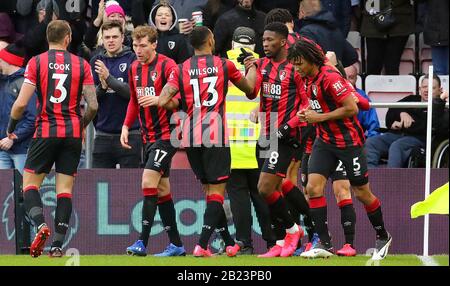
[295,0,357,68]
[365,74,447,168]
[213,0,266,57]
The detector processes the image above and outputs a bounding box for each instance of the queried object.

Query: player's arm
[7,82,36,139]
[158,66,180,108]
[353,92,370,111]
[81,84,98,128]
[232,51,258,99]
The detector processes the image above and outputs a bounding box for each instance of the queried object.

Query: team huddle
[6,19,392,260]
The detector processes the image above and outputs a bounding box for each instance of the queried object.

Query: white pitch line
[418,256,439,266]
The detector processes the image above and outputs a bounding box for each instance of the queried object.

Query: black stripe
[177,63,188,145]
[270,60,289,126]
[350,115,366,145]
[77,56,84,119]
[148,55,162,141]
[47,50,57,137]
[189,56,199,146]
[136,64,148,142]
[62,51,73,137]
[282,65,298,125]
[220,57,228,145]
[35,55,42,138]
[161,60,173,132]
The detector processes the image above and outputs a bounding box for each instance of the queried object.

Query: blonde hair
[47,20,71,44]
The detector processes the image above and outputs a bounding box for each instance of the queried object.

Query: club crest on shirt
[279,70,287,81]
[151,71,158,81]
[312,84,318,97]
[119,63,127,72]
[168,41,175,50]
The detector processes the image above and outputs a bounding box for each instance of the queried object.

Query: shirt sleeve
[166,64,180,90]
[323,70,354,103]
[24,57,37,85]
[123,66,139,128]
[164,59,181,104]
[83,60,95,85]
[226,59,244,85]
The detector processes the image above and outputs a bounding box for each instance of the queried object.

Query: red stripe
[69,55,82,138]
[23,186,39,192]
[276,172,286,178]
[207,194,224,204]
[281,180,295,196]
[57,193,72,199]
[54,51,66,138]
[216,175,229,182]
[41,53,50,138]
[24,168,35,174]
[365,198,381,213]
[309,196,327,209]
[265,191,281,205]
[337,199,353,208]
[157,193,172,204]
[143,187,158,197]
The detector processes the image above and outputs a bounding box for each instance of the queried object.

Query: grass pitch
[0,254,448,266]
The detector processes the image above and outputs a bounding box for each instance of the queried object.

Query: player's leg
[257,142,303,257]
[300,153,316,245]
[154,177,186,256]
[338,146,391,260]
[300,140,336,258]
[332,168,357,257]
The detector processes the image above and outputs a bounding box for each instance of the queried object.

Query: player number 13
[190,76,218,107]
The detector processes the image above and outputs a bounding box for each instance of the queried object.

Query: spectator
[90,21,141,168]
[92,0,133,20]
[423,0,449,75]
[84,0,131,55]
[345,64,380,138]
[296,0,358,68]
[153,0,208,21]
[214,0,266,57]
[0,12,23,44]
[360,0,414,75]
[254,0,299,19]
[134,1,192,63]
[365,74,446,168]
[320,0,352,37]
[225,26,276,254]
[0,43,36,174]
[203,0,235,30]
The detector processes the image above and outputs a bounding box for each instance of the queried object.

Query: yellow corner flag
[411,183,449,218]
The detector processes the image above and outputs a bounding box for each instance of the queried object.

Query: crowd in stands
[1,0,449,171]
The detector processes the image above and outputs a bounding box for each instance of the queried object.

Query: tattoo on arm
[159,84,179,107]
[81,85,98,128]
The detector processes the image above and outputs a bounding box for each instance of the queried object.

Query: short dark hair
[287,38,325,67]
[422,74,441,87]
[265,8,293,26]
[46,20,71,44]
[189,26,212,49]
[264,22,288,39]
[101,20,124,35]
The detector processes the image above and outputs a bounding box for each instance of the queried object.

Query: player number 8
[269,151,279,165]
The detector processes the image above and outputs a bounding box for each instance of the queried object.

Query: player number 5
[50,73,68,104]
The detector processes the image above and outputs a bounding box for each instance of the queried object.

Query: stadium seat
[418,75,449,92]
[365,75,417,128]
[346,31,362,73]
[419,33,432,74]
[399,34,415,75]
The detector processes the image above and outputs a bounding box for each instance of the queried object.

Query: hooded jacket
[89,46,139,134]
[148,3,192,64]
[296,10,358,67]
[0,69,36,154]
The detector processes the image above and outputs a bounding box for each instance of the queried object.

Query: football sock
[216,205,235,247]
[282,180,310,215]
[338,199,356,247]
[303,214,315,242]
[309,196,332,248]
[52,193,72,248]
[265,191,295,230]
[198,194,224,249]
[365,198,388,239]
[157,194,183,247]
[286,223,299,234]
[23,186,45,228]
[139,188,158,247]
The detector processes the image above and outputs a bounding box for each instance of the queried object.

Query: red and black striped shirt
[167,55,243,146]
[24,49,94,139]
[124,53,178,144]
[306,66,365,148]
[254,57,309,139]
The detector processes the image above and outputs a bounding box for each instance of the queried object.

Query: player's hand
[391,121,402,130]
[0,137,14,151]
[237,48,253,65]
[297,105,311,122]
[352,93,360,103]
[95,60,110,81]
[440,90,449,102]
[399,112,414,128]
[120,126,132,149]
[138,95,159,108]
[249,108,259,123]
[302,109,324,124]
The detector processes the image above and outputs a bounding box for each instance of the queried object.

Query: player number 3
[50,73,68,104]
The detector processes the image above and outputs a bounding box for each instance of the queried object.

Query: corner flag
[411,183,449,218]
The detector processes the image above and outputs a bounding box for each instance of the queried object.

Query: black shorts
[186,146,231,184]
[308,139,369,186]
[144,140,177,178]
[301,153,348,188]
[256,140,295,178]
[25,138,82,176]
